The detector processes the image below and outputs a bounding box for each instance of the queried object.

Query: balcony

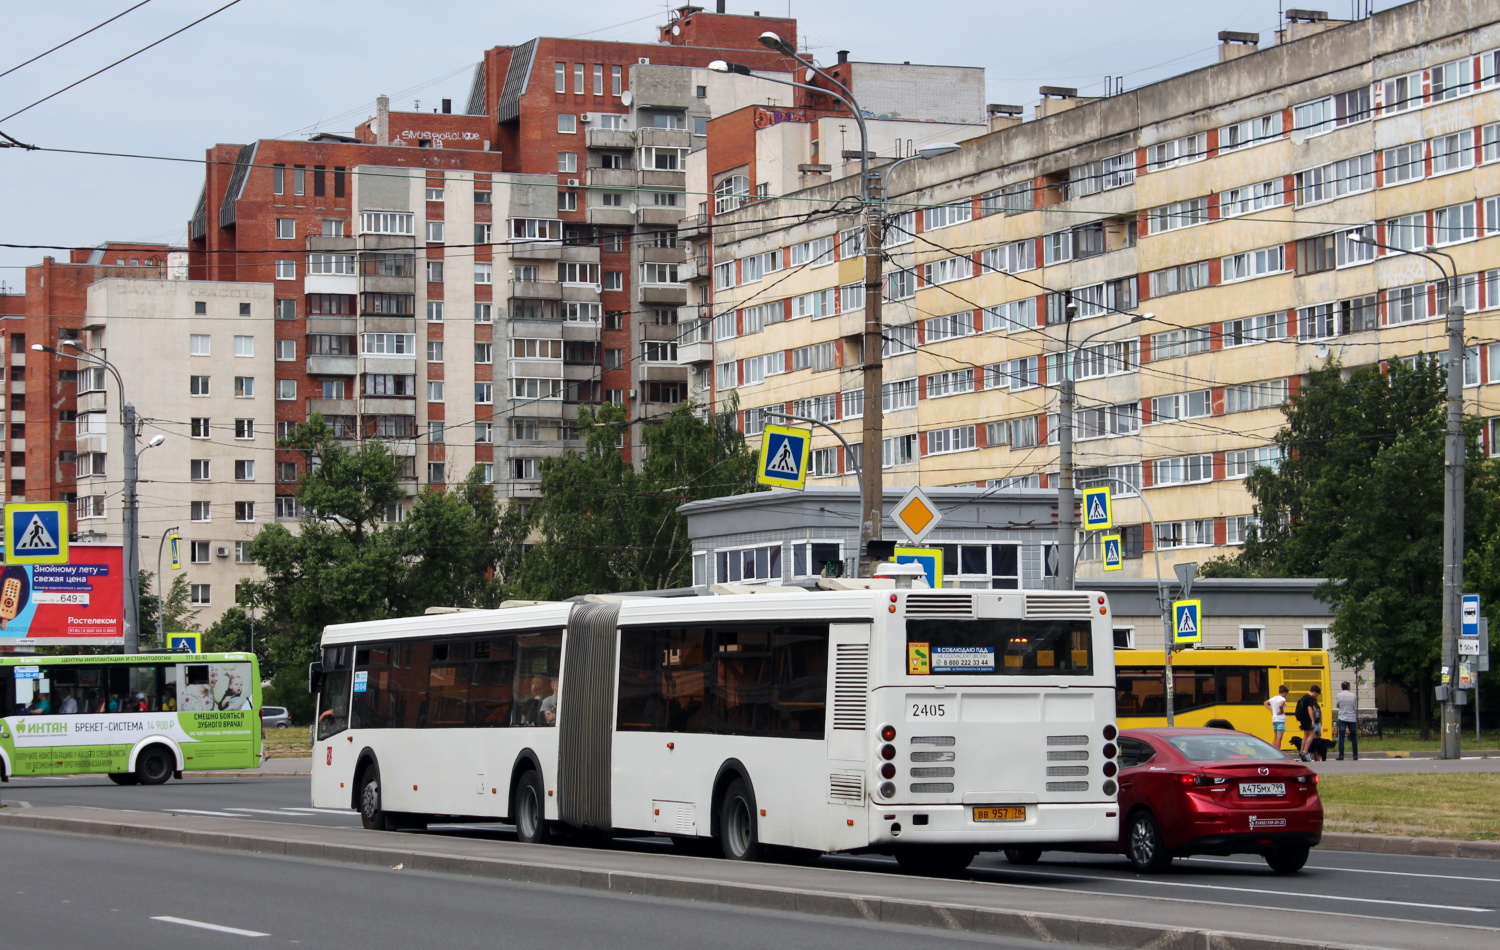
[560,283,601,302]
[637,206,684,227]
[638,245,683,264]
[506,238,563,261]
[77,391,108,414]
[636,127,691,149]
[637,169,684,189]
[677,303,709,324]
[306,356,357,376]
[642,321,680,341]
[678,253,710,281]
[586,128,635,150]
[678,213,709,239]
[586,167,635,189]
[586,206,636,228]
[637,283,687,305]
[509,280,562,300]
[675,320,713,366]
[308,398,356,417]
[638,360,689,382]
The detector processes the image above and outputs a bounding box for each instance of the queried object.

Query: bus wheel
[358,765,387,831]
[718,778,762,861]
[135,745,174,785]
[1003,846,1043,865]
[107,772,139,786]
[894,845,977,877]
[514,769,552,845]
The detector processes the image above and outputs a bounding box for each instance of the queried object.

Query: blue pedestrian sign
[757,424,811,490]
[1462,594,1481,637]
[1173,599,1202,644]
[1101,534,1123,571]
[168,633,201,653]
[4,502,69,565]
[1081,487,1112,531]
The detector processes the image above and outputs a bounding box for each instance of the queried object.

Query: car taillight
[1177,773,1228,788]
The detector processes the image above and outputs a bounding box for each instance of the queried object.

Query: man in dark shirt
[1294,685,1323,761]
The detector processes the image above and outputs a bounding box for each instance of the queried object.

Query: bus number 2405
[909,701,954,719]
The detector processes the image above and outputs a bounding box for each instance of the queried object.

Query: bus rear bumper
[865,802,1117,847]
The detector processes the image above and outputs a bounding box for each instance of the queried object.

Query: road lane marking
[223,808,321,816]
[1190,856,1500,884]
[151,916,268,937]
[166,809,241,818]
[280,806,355,814]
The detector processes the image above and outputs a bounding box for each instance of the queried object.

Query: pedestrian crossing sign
[4,502,69,565]
[1081,486,1112,530]
[168,633,201,653]
[1173,599,1202,644]
[1101,534,1123,571]
[757,424,811,490]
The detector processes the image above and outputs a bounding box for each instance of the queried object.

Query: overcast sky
[0,0,1409,282]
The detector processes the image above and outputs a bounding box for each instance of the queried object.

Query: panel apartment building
[698,0,1500,599]
[15,6,820,624]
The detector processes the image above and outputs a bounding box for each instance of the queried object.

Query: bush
[262,669,316,725]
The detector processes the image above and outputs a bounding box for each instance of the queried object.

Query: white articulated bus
[311,587,1120,874]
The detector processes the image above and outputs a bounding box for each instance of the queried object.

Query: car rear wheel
[1265,845,1310,874]
[1003,847,1043,865]
[894,845,978,877]
[275,722,289,729]
[1126,810,1173,873]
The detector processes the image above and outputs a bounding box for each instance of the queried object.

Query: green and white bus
[0,653,262,785]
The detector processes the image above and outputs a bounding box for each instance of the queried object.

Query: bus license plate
[972,805,1026,822]
[1239,782,1285,797]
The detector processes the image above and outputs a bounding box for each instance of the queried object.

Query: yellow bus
[1115,648,1332,749]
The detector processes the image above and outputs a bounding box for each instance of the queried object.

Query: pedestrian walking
[1334,681,1359,760]
[1294,685,1323,762]
[1263,684,1291,751]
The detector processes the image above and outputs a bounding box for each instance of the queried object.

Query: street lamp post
[1057,312,1151,590]
[711,42,958,575]
[31,342,160,654]
[1349,231,1465,759]
[155,526,179,649]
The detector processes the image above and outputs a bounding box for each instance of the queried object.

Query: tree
[513,403,759,599]
[138,572,200,650]
[1227,358,1497,734]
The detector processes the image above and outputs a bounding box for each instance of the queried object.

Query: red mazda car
[1005,727,1322,873]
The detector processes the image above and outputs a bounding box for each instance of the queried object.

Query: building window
[427,381,444,402]
[1241,626,1263,649]
[474,303,493,323]
[276,218,295,239]
[612,65,623,95]
[360,211,414,235]
[234,460,255,481]
[190,459,210,481]
[558,152,577,173]
[189,334,210,356]
[233,376,254,397]
[558,113,577,134]
[190,584,211,606]
[276,339,295,361]
[189,417,210,439]
[235,541,254,565]
[275,259,296,280]
[233,418,254,440]
[1305,627,1326,650]
[475,383,494,404]
[276,379,296,400]
[233,335,254,357]
[190,376,210,396]
[235,502,255,523]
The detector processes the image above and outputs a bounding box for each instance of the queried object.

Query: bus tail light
[1102,724,1117,741]
[879,781,896,799]
[880,724,897,742]
[1102,743,1117,759]
[1102,780,1117,796]
[880,744,897,761]
[879,763,896,779]
[1102,761,1117,777]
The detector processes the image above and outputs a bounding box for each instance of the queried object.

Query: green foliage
[262,670,316,726]
[512,403,759,599]
[1227,358,1498,725]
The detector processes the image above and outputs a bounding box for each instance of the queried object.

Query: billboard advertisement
[0,544,124,646]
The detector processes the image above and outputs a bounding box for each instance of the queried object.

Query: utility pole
[1440,288,1466,759]
[1057,309,1077,590]
[858,174,885,578]
[122,402,141,655]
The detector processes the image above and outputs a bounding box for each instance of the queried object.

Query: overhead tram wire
[0,0,156,81]
[0,0,249,124]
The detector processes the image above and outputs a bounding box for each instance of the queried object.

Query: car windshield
[1164,734,1285,762]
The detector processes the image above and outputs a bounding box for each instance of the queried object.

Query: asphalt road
[0,826,1087,950]
[7,774,1498,929]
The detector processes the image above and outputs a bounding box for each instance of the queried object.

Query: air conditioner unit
[215,546,230,558]
[579,114,592,123]
[567,178,580,187]
[638,57,651,65]
[628,389,638,398]
[591,283,603,293]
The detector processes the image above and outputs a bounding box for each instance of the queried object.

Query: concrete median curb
[0,807,1459,950]
[1320,831,1500,860]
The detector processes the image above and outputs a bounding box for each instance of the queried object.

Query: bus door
[825,623,872,819]
[6,669,53,775]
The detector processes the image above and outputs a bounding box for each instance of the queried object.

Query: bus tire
[718,778,762,861]
[514,769,552,845]
[134,745,174,785]
[1205,719,1235,730]
[107,772,139,786]
[1003,846,1043,865]
[894,845,978,877]
[358,763,388,831]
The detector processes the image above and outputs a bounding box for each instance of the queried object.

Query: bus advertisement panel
[312,588,1120,875]
[0,653,261,783]
[1114,648,1331,747]
[0,544,124,646]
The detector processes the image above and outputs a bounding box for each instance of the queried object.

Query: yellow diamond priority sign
[892,486,942,545]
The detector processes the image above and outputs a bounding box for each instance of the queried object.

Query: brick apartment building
[700,1,1500,604]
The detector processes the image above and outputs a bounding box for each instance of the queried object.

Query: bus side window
[316,647,354,740]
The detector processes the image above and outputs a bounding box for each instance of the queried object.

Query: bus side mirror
[308,662,325,695]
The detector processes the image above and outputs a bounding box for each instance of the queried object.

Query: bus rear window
[906,619,1093,675]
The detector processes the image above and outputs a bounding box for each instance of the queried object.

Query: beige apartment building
[695,1,1500,587]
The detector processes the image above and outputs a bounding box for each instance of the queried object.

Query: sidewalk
[0,804,1487,950]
